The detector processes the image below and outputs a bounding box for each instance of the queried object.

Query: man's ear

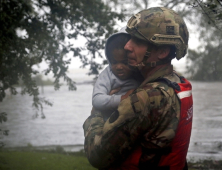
[157,46,170,59]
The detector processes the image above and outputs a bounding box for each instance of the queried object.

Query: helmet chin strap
[135,51,151,68]
[128,50,151,71]
[128,50,171,71]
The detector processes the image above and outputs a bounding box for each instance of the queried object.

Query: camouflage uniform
[83,7,191,170]
[83,64,182,169]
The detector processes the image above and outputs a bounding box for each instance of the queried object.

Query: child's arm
[92,66,122,111]
[109,87,121,95]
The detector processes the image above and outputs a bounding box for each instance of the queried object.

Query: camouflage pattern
[126,7,189,60]
[83,64,181,169]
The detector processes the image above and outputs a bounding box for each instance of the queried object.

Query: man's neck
[140,63,171,79]
[139,63,173,87]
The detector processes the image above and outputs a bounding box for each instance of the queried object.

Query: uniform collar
[139,64,173,87]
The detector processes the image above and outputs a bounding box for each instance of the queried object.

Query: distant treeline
[17,75,54,87]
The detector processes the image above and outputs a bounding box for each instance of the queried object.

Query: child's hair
[106,34,131,63]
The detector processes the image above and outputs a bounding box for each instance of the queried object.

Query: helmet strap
[134,50,151,69]
[142,47,171,68]
[128,48,171,71]
[144,58,171,68]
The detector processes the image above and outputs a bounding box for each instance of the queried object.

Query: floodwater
[188,81,222,160]
[0,81,222,160]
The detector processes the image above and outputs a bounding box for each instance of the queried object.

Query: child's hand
[121,89,135,101]
[109,87,122,95]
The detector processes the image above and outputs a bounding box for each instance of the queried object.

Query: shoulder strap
[156,77,181,91]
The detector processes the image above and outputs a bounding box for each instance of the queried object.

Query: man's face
[124,37,148,66]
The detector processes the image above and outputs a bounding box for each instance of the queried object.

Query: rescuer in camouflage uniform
[83,7,192,170]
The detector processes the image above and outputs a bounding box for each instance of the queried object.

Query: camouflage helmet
[126,7,189,60]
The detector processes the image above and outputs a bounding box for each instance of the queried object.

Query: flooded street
[188,81,222,160]
[0,81,222,160]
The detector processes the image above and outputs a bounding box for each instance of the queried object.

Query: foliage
[148,0,222,81]
[0,0,125,111]
[28,75,54,86]
[184,0,222,80]
[0,112,9,148]
[190,0,222,30]
[1,0,222,116]
[106,0,222,81]
[187,36,222,81]
[105,0,152,15]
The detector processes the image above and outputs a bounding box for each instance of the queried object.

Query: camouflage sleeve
[83,84,180,169]
[83,90,151,169]
[138,85,180,166]
[83,107,105,167]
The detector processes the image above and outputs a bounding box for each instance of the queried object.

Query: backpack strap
[156,77,181,91]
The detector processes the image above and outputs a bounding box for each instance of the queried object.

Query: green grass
[187,159,222,170]
[0,150,96,170]
[1,149,222,170]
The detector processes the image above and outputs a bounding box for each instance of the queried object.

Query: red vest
[158,77,193,170]
[109,78,193,170]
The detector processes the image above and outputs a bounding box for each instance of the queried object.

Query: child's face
[110,49,132,80]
